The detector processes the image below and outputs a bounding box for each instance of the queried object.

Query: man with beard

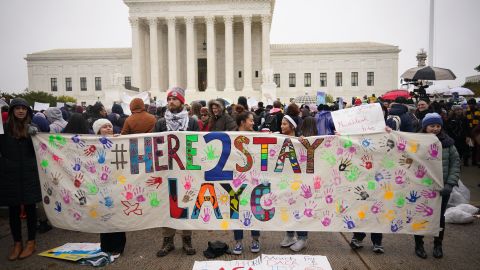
[153,87,199,257]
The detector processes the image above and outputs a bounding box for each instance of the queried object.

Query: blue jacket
[315,111,335,135]
[387,104,414,132]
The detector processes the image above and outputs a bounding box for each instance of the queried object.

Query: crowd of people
[1,86,478,262]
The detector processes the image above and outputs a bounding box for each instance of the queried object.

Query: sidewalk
[1,166,479,270]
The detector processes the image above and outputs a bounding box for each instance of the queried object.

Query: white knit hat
[92,119,112,135]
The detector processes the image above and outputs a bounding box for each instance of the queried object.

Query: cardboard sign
[34,102,50,112]
[331,103,386,134]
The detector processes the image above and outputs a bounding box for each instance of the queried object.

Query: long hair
[63,113,90,134]
[7,111,31,139]
[300,116,318,137]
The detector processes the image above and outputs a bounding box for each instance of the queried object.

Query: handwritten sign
[331,103,385,134]
[193,255,332,270]
[34,102,50,112]
[317,91,326,106]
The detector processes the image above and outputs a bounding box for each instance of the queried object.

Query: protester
[44,107,68,133]
[315,104,335,135]
[414,113,460,259]
[121,98,156,135]
[232,111,261,255]
[386,98,414,132]
[199,107,210,131]
[63,113,91,134]
[0,98,42,260]
[31,112,50,133]
[415,98,432,122]
[86,102,107,130]
[465,98,480,166]
[261,101,284,132]
[154,87,199,257]
[446,105,470,166]
[208,99,237,131]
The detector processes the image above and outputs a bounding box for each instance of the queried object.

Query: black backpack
[261,114,278,132]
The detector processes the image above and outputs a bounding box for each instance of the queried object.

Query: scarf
[165,109,189,131]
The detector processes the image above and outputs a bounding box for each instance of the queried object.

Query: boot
[8,242,22,261]
[182,236,196,255]
[18,240,36,259]
[156,237,175,257]
[414,238,427,259]
[433,240,443,258]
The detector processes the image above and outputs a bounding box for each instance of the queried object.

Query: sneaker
[372,244,384,254]
[250,240,260,253]
[280,235,297,247]
[290,239,307,252]
[349,238,363,250]
[110,253,121,261]
[232,241,243,255]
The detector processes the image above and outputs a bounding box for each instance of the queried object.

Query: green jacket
[442,144,460,187]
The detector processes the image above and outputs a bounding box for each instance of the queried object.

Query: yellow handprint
[290,175,302,191]
[383,183,394,200]
[89,205,98,219]
[408,140,419,153]
[114,172,127,185]
[357,205,368,220]
[280,207,289,222]
[383,209,396,222]
[412,220,429,231]
[220,220,230,230]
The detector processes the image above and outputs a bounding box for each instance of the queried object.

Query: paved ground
[1,166,479,270]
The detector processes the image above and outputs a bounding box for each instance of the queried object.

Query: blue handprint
[343,216,355,229]
[242,211,252,227]
[293,210,302,220]
[72,157,81,171]
[97,149,106,164]
[390,219,403,233]
[375,172,384,182]
[71,134,85,147]
[100,190,114,208]
[54,201,62,213]
[99,137,113,149]
[406,191,421,203]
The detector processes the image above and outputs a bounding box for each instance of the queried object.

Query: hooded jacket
[32,112,50,132]
[315,110,335,135]
[436,131,460,187]
[207,99,237,131]
[121,98,156,134]
[387,104,414,132]
[45,107,67,133]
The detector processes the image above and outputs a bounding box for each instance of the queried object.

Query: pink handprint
[397,137,407,152]
[52,154,63,164]
[321,210,334,227]
[300,184,312,199]
[332,169,342,186]
[122,184,134,200]
[299,149,308,164]
[263,193,277,207]
[324,188,334,204]
[313,175,322,190]
[85,161,97,174]
[304,201,317,217]
[324,137,334,148]
[269,145,279,158]
[39,142,48,156]
[421,189,437,199]
[200,208,211,222]
[61,189,72,204]
[134,186,145,202]
[371,201,384,214]
[336,147,344,155]
[394,169,406,185]
[183,175,193,190]
[100,166,111,182]
[287,195,296,205]
[249,169,260,185]
[232,172,246,188]
[415,165,427,178]
[416,203,434,217]
[428,143,439,158]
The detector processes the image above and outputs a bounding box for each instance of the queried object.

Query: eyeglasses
[201,114,208,117]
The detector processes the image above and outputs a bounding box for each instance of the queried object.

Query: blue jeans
[287,231,308,239]
[234,230,260,241]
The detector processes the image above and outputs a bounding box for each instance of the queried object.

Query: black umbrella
[401,66,456,81]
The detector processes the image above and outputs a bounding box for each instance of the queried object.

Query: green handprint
[367,180,377,190]
[321,151,336,166]
[240,193,249,206]
[395,193,405,208]
[86,182,99,195]
[55,135,67,146]
[346,165,360,182]
[204,145,220,160]
[149,192,160,207]
[277,176,289,190]
[40,159,49,168]
[342,137,352,148]
[421,177,433,187]
[48,135,57,148]
[381,156,395,169]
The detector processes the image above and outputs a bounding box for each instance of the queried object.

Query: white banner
[34,102,50,111]
[32,131,443,235]
[331,103,386,134]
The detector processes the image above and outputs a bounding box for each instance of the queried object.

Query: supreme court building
[25,0,400,106]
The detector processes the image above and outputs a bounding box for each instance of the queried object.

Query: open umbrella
[444,87,474,96]
[293,95,317,104]
[380,90,411,101]
[401,66,456,81]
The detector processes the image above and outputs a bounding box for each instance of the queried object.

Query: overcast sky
[1,0,478,93]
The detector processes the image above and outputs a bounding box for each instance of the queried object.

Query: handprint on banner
[338,157,352,172]
[290,175,302,191]
[313,175,322,191]
[370,201,384,214]
[303,201,317,217]
[219,192,229,206]
[72,157,82,172]
[394,192,406,208]
[241,211,253,227]
[293,210,303,220]
[43,182,53,196]
[332,168,342,186]
[341,136,353,148]
[357,205,368,220]
[354,185,369,200]
[408,140,419,153]
[383,209,396,222]
[381,156,395,169]
[300,184,313,199]
[146,176,163,189]
[149,192,161,207]
[415,165,427,178]
[97,149,106,164]
[405,209,415,224]
[38,142,48,156]
[391,219,404,233]
[239,193,249,206]
[269,145,280,158]
[249,169,260,185]
[122,184,134,201]
[287,193,297,205]
[324,136,335,148]
[71,135,85,148]
[343,216,355,229]
[320,151,336,166]
[382,138,395,152]
[84,145,97,156]
[335,199,349,214]
[54,201,62,213]
[361,155,374,170]
[420,177,433,187]
[86,181,99,195]
[280,208,289,222]
[99,166,111,183]
[374,169,392,182]
[99,136,113,149]
[277,176,289,190]
[421,189,437,199]
[61,189,72,204]
[399,154,414,168]
[324,188,334,204]
[262,193,277,207]
[381,183,394,200]
[204,145,219,160]
[75,189,87,206]
[298,148,307,164]
[397,137,407,152]
[406,190,421,203]
[346,165,361,182]
[85,161,97,174]
[428,143,439,159]
[412,220,429,231]
[51,154,63,165]
[183,175,193,190]
[415,203,434,217]
[68,208,82,221]
[99,188,114,208]
[182,190,196,203]
[394,169,407,185]
[200,208,211,223]
[134,186,145,203]
[73,173,84,188]
[321,210,334,227]
[232,172,247,188]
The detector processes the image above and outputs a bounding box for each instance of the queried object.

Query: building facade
[25,0,400,106]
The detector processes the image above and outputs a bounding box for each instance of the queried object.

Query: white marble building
[25,0,400,106]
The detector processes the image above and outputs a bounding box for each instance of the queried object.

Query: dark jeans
[100,232,126,254]
[353,232,383,245]
[234,230,260,241]
[287,231,308,239]
[9,204,37,242]
[415,194,450,245]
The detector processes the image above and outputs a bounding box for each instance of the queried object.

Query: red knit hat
[167,87,185,104]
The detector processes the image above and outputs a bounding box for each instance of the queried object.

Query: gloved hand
[440,184,453,197]
[27,125,38,136]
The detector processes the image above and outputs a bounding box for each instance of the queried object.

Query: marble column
[223,15,235,92]
[205,15,216,92]
[148,17,160,96]
[261,15,272,75]
[167,16,177,89]
[185,16,197,93]
[242,15,253,92]
[129,17,142,90]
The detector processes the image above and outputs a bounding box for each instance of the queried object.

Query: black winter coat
[0,124,42,206]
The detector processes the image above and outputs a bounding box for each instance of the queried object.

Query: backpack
[386,115,402,131]
[260,114,278,132]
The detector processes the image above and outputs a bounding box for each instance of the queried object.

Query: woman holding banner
[0,98,42,260]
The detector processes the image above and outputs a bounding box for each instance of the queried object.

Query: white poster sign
[34,102,50,111]
[193,255,332,270]
[331,103,386,134]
